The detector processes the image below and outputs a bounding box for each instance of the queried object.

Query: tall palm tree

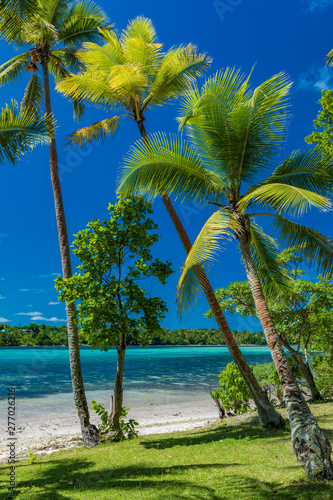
[0,0,110,447]
[0,99,51,164]
[118,68,333,480]
[57,16,283,428]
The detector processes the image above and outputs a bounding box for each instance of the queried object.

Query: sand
[0,396,219,463]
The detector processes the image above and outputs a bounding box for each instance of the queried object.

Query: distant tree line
[0,323,266,347]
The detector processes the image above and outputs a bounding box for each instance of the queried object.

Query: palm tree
[56,17,283,429]
[0,0,110,447]
[117,68,333,480]
[0,99,51,164]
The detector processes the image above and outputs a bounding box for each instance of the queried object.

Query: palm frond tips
[239,182,331,216]
[67,116,122,148]
[272,216,333,276]
[20,73,43,116]
[176,210,239,316]
[0,53,30,87]
[117,132,226,203]
[120,16,158,45]
[0,100,51,165]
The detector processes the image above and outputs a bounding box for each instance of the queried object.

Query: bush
[212,362,251,415]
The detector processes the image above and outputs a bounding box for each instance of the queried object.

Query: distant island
[0,323,266,346]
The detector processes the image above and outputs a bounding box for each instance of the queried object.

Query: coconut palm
[0,99,51,164]
[118,68,333,480]
[57,17,283,429]
[0,0,110,447]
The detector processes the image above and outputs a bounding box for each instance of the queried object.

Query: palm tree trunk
[41,57,99,448]
[238,230,333,480]
[136,120,284,428]
[280,334,323,401]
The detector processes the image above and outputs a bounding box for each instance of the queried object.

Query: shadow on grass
[229,475,333,499]
[5,458,240,500]
[141,420,290,450]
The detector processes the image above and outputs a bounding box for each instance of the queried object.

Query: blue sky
[1,0,333,332]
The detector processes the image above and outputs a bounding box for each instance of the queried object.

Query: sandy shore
[0,398,219,463]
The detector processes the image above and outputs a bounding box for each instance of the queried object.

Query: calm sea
[0,345,274,396]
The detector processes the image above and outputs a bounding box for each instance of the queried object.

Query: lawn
[1,401,333,500]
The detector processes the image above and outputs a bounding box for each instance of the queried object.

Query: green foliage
[91,400,111,433]
[56,196,173,350]
[119,407,139,439]
[306,89,333,159]
[91,401,139,439]
[252,362,284,405]
[212,362,251,414]
[312,354,333,399]
[27,450,37,464]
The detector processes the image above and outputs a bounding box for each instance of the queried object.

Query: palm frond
[144,44,211,109]
[27,16,59,46]
[41,0,68,27]
[0,53,30,87]
[108,64,147,100]
[272,216,333,275]
[51,48,84,73]
[0,4,30,46]
[240,182,331,216]
[57,0,110,48]
[0,100,52,165]
[118,132,227,203]
[122,36,162,79]
[326,48,333,68]
[67,116,123,147]
[56,72,119,109]
[176,209,239,315]
[249,221,286,292]
[258,149,333,196]
[20,73,43,116]
[120,16,158,45]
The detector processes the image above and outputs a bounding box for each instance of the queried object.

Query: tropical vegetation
[0,0,110,448]
[118,67,333,478]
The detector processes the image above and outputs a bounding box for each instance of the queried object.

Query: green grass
[1,402,333,500]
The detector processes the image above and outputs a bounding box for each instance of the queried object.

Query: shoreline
[0,344,269,348]
[0,399,221,463]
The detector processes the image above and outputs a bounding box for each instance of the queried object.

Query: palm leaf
[57,0,110,48]
[0,4,30,46]
[20,73,43,116]
[0,100,51,165]
[120,16,158,45]
[118,132,227,203]
[0,53,30,87]
[326,48,333,68]
[176,209,240,315]
[108,64,147,100]
[272,215,333,275]
[239,182,331,216]
[67,116,123,147]
[257,149,333,196]
[144,45,211,109]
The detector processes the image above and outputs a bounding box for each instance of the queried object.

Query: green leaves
[0,100,51,165]
[20,73,43,116]
[56,197,173,348]
[67,116,122,147]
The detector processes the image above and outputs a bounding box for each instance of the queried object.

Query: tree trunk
[208,385,225,419]
[41,57,99,448]
[135,120,284,429]
[280,334,323,401]
[239,229,333,480]
[111,333,126,434]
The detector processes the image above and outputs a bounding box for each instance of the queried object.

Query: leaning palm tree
[0,99,51,164]
[118,68,333,480]
[57,16,283,429]
[0,0,110,447]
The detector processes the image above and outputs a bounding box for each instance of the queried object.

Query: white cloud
[19,288,46,294]
[16,311,43,316]
[0,317,11,322]
[302,0,333,12]
[48,301,60,305]
[297,65,333,92]
[31,273,60,279]
[0,295,5,299]
[31,316,67,322]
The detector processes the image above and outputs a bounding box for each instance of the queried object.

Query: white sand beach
[0,391,220,463]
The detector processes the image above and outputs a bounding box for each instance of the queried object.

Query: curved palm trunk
[136,120,284,428]
[280,334,323,401]
[239,231,333,480]
[41,58,99,448]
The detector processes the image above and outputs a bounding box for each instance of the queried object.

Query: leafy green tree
[212,362,251,415]
[73,20,287,429]
[56,196,173,435]
[118,67,333,479]
[0,0,110,447]
[306,89,333,158]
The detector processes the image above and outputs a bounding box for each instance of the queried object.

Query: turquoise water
[0,346,273,399]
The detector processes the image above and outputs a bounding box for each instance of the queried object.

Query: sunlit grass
[1,401,332,499]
